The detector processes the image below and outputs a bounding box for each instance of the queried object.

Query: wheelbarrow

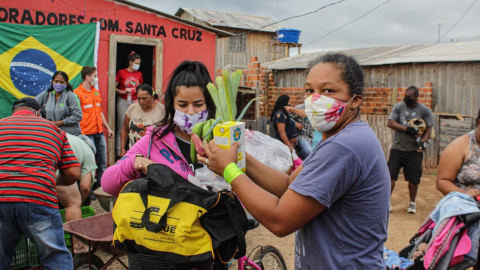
[63,213,128,270]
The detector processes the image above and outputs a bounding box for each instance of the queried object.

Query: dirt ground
[90,169,443,269]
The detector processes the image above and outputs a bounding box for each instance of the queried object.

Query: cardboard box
[213,121,245,172]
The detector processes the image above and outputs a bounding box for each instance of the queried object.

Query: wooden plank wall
[273,69,306,88]
[360,114,439,169]
[216,32,284,69]
[438,116,476,156]
[243,117,268,134]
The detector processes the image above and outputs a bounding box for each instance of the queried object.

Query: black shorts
[387,149,423,184]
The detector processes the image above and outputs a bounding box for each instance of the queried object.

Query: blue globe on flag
[10,49,56,96]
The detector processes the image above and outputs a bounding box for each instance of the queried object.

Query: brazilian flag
[0,23,99,118]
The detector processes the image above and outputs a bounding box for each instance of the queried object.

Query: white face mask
[132,64,140,71]
[90,77,98,86]
[173,109,209,134]
[305,94,355,132]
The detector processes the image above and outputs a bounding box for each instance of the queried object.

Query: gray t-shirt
[289,121,390,270]
[389,102,434,151]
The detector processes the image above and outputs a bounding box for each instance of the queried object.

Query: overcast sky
[130,0,480,54]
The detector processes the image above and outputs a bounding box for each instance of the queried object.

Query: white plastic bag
[245,130,293,172]
[189,167,231,192]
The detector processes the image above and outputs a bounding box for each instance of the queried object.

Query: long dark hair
[270,95,290,121]
[47,71,73,92]
[153,60,216,139]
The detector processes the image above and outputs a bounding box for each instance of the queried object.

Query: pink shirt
[102,127,193,196]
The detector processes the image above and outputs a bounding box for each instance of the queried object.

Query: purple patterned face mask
[173,109,208,134]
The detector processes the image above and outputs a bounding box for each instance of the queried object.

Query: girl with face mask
[35,71,83,135]
[198,53,391,270]
[103,60,215,193]
[115,51,144,158]
[102,60,218,269]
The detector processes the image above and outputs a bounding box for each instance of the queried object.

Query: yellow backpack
[112,164,248,265]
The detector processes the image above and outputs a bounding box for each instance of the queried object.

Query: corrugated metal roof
[175,7,283,33]
[263,41,480,70]
[115,1,233,37]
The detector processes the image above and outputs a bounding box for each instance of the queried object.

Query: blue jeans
[296,139,312,160]
[0,202,73,270]
[87,133,107,185]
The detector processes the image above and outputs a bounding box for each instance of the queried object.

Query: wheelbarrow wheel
[73,253,105,270]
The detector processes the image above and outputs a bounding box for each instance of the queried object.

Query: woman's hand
[197,140,239,176]
[284,106,295,113]
[134,156,156,174]
[465,189,480,197]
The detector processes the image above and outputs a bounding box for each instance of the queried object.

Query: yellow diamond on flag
[0,36,83,98]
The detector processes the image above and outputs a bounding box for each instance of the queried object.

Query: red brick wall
[362,83,433,114]
[216,57,434,118]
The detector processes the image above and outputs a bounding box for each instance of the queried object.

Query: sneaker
[389,204,392,212]
[407,201,416,214]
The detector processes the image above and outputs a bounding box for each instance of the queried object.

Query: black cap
[12,97,42,111]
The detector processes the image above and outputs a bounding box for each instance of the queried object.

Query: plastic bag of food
[189,167,232,192]
[245,130,293,172]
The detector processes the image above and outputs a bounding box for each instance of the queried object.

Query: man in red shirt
[74,66,113,190]
[0,97,80,269]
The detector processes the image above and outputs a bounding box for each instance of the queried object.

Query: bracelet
[223,163,244,184]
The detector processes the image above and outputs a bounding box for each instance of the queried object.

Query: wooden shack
[175,7,292,69]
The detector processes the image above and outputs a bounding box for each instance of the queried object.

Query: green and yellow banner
[0,23,99,118]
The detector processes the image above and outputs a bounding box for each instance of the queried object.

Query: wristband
[223,163,244,184]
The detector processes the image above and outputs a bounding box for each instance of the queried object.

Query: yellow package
[213,121,246,172]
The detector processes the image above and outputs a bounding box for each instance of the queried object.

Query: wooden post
[255,81,260,119]
[107,34,164,166]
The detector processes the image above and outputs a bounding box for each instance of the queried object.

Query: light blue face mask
[53,83,67,92]
[173,109,209,134]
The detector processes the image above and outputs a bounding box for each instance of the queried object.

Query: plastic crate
[9,235,29,269]
[59,206,95,247]
[27,238,40,267]
[276,28,301,43]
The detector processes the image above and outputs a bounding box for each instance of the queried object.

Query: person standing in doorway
[74,66,114,191]
[115,52,143,159]
[387,86,434,214]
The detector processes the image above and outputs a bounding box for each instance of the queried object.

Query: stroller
[387,192,480,270]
